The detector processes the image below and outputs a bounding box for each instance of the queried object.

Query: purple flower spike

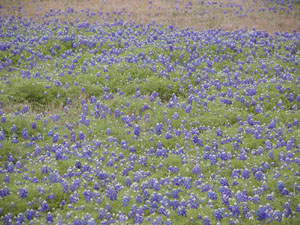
[134,125,140,136]
[192,165,201,175]
[46,212,53,224]
[18,188,28,199]
[26,209,35,221]
[122,195,130,206]
[40,200,49,212]
[277,181,284,191]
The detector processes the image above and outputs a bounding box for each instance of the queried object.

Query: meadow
[0,0,300,224]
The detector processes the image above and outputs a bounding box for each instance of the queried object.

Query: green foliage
[2,79,68,109]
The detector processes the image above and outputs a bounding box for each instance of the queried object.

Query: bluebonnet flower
[213,208,224,221]
[281,188,289,195]
[117,212,128,222]
[21,128,29,140]
[150,202,158,214]
[136,194,143,204]
[3,174,10,183]
[185,104,192,113]
[176,207,187,217]
[219,177,229,186]
[23,106,29,113]
[1,116,6,123]
[97,208,107,220]
[141,103,149,112]
[158,206,168,217]
[26,209,35,221]
[114,108,121,118]
[124,177,132,186]
[229,204,240,218]
[48,129,54,137]
[152,216,164,225]
[7,153,14,162]
[3,213,12,224]
[37,185,46,195]
[192,165,201,175]
[121,140,129,149]
[168,166,179,173]
[153,181,160,191]
[277,181,284,192]
[171,199,180,210]
[254,171,264,181]
[16,213,25,224]
[155,123,163,135]
[106,185,117,201]
[122,194,130,206]
[78,131,85,141]
[82,190,93,203]
[18,188,28,199]
[296,204,300,213]
[0,130,6,141]
[75,160,81,169]
[11,124,17,133]
[172,112,179,120]
[268,151,274,160]
[203,216,210,225]
[272,210,283,222]
[134,215,144,224]
[133,125,140,136]
[207,190,217,200]
[60,200,67,207]
[233,141,240,150]
[189,194,199,209]
[283,201,292,218]
[7,162,14,173]
[231,169,240,178]
[70,131,76,142]
[235,190,248,203]
[40,200,50,211]
[70,192,79,203]
[216,129,223,137]
[251,195,260,204]
[46,212,53,224]
[210,154,217,165]
[204,145,210,152]
[193,136,202,146]
[256,205,268,221]
[11,135,18,144]
[266,193,274,201]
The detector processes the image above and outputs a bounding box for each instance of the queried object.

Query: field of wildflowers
[0,0,300,224]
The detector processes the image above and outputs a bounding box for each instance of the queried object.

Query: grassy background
[1,0,300,33]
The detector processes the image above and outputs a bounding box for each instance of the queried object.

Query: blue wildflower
[122,195,130,206]
[18,188,28,199]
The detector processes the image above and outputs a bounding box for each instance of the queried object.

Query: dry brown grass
[1,0,300,33]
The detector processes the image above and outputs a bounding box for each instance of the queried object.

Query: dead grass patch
[0,0,299,32]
